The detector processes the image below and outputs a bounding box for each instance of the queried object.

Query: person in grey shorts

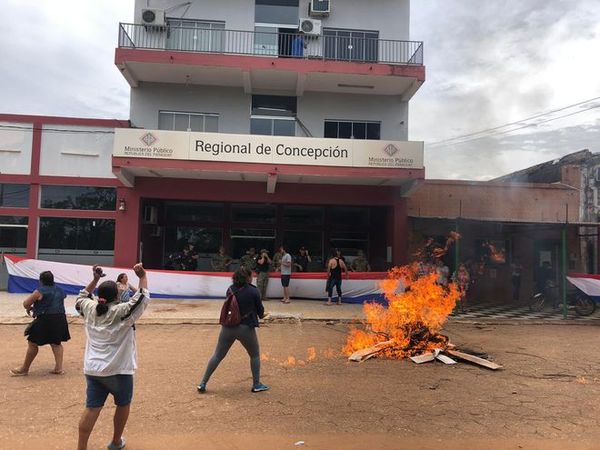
[197,267,269,393]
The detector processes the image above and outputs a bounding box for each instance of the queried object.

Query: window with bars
[324,120,381,140]
[158,111,219,132]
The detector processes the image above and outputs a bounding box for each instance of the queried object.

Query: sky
[1,0,599,180]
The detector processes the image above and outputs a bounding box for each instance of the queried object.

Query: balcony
[116,23,425,98]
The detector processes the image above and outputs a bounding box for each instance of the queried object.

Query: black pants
[326,277,342,299]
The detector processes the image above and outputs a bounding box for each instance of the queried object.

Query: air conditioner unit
[310,0,331,16]
[141,8,166,28]
[143,205,158,224]
[299,18,322,36]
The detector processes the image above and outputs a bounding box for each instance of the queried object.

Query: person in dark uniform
[294,246,311,272]
[325,249,349,306]
[10,271,70,376]
[255,249,271,301]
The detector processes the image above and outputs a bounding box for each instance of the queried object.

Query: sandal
[107,437,126,450]
[9,368,28,377]
[49,370,65,375]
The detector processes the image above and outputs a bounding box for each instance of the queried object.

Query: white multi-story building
[0,0,425,285]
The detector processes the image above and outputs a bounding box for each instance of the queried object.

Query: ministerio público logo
[140,132,158,147]
[384,144,399,157]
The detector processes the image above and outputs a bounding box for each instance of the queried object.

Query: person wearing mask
[279,245,292,304]
[255,249,272,301]
[325,249,349,306]
[10,271,70,376]
[75,264,150,450]
[197,267,269,394]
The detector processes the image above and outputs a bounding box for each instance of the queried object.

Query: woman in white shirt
[75,264,150,450]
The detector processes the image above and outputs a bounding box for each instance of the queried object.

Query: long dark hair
[232,267,251,288]
[96,281,119,316]
[116,273,127,283]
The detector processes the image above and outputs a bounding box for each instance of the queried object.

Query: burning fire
[344,264,461,359]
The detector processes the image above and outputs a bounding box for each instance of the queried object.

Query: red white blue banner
[3,255,386,303]
[567,274,600,301]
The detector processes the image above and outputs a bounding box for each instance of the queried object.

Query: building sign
[113,129,424,169]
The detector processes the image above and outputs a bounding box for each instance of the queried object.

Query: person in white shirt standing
[279,245,292,304]
[75,263,150,450]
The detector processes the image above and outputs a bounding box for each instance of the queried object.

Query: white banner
[4,256,387,303]
[113,128,424,169]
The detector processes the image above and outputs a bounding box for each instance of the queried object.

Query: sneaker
[197,383,207,393]
[251,383,270,393]
[107,437,126,450]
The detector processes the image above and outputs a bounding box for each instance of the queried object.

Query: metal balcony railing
[118,23,423,66]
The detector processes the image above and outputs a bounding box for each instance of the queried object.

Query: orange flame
[344,264,461,359]
[307,347,317,362]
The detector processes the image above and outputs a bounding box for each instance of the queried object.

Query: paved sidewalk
[0,292,366,324]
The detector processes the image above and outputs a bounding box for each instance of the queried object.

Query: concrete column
[390,199,409,267]
[114,187,140,267]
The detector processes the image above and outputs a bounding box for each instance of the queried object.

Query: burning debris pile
[344,263,501,370]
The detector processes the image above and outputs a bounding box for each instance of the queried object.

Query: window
[251,95,297,136]
[158,111,219,132]
[166,19,225,52]
[251,117,295,136]
[39,218,115,251]
[255,0,299,25]
[283,230,323,266]
[0,216,27,251]
[164,227,223,255]
[0,184,29,208]
[231,228,276,259]
[324,121,381,140]
[40,186,116,211]
[323,28,379,63]
[165,201,224,224]
[232,203,276,224]
[331,207,370,228]
[284,206,324,227]
[329,231,369,258]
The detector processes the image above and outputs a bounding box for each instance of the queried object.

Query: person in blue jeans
[198,267,269,393]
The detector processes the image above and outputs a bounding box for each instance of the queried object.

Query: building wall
[407,180,580,223]
[130,83,408,140]
[39,125,117,178]
[133,0,410,41]
[298,92,407,140]
[130,83,250,133]
[0,122,33,175]
[134,0,254,30]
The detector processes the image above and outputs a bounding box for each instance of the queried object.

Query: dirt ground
[2,322,600,450]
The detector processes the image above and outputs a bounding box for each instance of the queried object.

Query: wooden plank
[446,349,502,370]
[409,352,436,364]
[348,340,395,362]
[435,353,457,365]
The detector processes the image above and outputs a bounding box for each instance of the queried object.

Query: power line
[428,95,600,147]
[427,102,600,149]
